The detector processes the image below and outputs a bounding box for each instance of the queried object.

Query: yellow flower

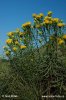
[15,41,19,45]
[7,32,14,37]
[13,47,17,52]
[44,16,49,20]
[48,11,52,17]
[39,13,44,17]
[44,16,52,24]
[5,51,10,56]
[58,40,64,45]
[52,18,59,23]
[32,13,43,19]
[44,16,52,20]
[62,34,66,40]
[57,38,64,45]
[57,23,65,27]
[44,20,50,24]
[19,32,24,37]
[36,15,41,19]
[22,22,31,28]
[32,13,37,18]
[6,39,13,44]
[20,45,26,49]
[49,21,52,24]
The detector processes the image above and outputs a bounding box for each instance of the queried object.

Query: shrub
[3,11,66,99]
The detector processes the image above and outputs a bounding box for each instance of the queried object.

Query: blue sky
[0,0,66,55]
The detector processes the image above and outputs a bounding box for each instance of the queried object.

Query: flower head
[62,34,66,40]
[48,11,52,17]
[7,32,14,37]
[15,41,19,45]
[52,18,59,23]
[5,51,10,56]
[39,13,44,17]
[44,16,52,25]
[19,32,24,37]
[44,20,49,24]
[22,22,31,28]
[36,15,41,19]
[44,20,52,24]
[6,39,13,45]
[32,13,37,18]
[57,38,64,45]
[13,47,17,52]
[20,45,27,49]
[57,23,65,27]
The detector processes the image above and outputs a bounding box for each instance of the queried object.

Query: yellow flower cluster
[32,13,44,19]
[13,47,17,52]
[50,36,64,45]
[44,20,52,24]
[52,18,59,23]
[22,22,31,28]
[32,13,37,18]
[4,11,66,58]
[6,39,13,45]
[15,41,19,45]
[48,11,52,17]
[39,13,44,17]
[62,34,66,40]
[19,32,24,37]
[57,38,64,45]
[44,16,52,24]
[7,32,14,37]
[44,16,52,20]
[57,23,65,27]
[20,45,27,49]
[36,15,41,19]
